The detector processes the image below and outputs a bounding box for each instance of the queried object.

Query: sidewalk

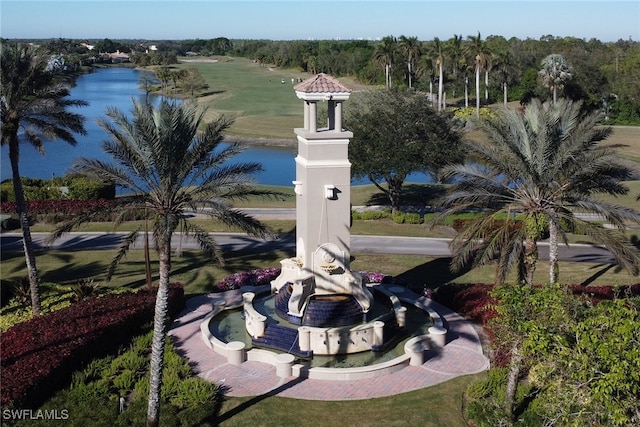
[169,290,490,401]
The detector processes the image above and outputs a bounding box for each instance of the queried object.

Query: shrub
[0,284,184,409]
[214,267,281,291]
[0,176,115,202]
[70,278,102,302]
[67,176,116,200]
[351,209,392,220]
[466,367,508,399]
[171,378,219,409]
[392,211,423,224]
[112,369,136,395]
[9,277,31,306]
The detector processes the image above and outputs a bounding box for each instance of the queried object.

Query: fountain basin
[200,283,448,380]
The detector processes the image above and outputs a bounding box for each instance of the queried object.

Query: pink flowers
[214,267,282,291]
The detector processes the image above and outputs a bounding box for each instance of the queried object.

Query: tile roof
[294,73,351,94]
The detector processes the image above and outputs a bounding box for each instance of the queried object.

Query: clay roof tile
[294,73,351,94]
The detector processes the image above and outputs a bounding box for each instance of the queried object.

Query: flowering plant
[214,267,282,291]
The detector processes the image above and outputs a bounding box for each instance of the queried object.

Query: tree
[179,67,208,97]
[446,34,464,97]
[345,89,462,213]
[431,37,446,112]
[138,73,155,101]
[373,35,397,89]
[539,53,572,104]
[51,99,278,426]
[486,286,640,425]
[398,35,421,89]
[493,50,514,106]
[489,283,576,422]
[434,98,640,285]
[1,43,87,315]
[534,297,640,425]
[155,66,172,92]
[465,32,491,116]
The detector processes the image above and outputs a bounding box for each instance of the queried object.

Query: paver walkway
[169,289,489,401]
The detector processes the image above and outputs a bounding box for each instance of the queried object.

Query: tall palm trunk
[524,235,538,286]
[464,76,469,108]
[484,70,489,103]
[548,220,559,284]
[385,63,391,89]
[503,81,508,106]
[429,80,434,106]
[9,138,42,315]
[437,61,444,112]
[407,61,412,89]
[475,64,481,117]
[147,231,172,427]
[505,341,522,421]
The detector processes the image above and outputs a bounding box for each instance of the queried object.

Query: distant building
[106,50,130,63]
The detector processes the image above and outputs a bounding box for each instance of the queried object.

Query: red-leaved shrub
[0,284,184,409]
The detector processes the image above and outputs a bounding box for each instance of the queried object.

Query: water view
[0,67,431,186]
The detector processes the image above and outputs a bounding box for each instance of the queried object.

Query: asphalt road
[0,231,618,264]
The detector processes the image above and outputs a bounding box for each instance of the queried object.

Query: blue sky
[2,0,639,42]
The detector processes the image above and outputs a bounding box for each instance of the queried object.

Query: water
[211,291,433,368]
[1,67,432,186]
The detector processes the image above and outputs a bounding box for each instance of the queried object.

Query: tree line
[6,34,640,124]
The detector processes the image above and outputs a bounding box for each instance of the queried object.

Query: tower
[293,73,352,270]
[271,73,372,324]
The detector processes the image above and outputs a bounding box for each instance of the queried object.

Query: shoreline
[224,134,297,148]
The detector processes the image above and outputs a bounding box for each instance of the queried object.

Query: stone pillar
[396,306,407,328]
[327,101,335,130]
[303,101,310,130]
[298,326,311,352]
[275,353,295,378]
[428,326,447,349]
[335,101,343,131]
[373,321,385,347]
[309,102,317,132]
[226,341,246,365]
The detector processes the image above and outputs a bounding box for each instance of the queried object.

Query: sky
[1,0,639,42]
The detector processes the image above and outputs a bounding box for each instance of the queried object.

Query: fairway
[169,56,373,140]
[166,58,640,171]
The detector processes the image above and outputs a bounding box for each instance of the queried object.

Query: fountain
[201,73,448,380]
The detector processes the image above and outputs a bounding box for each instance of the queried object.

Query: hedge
[0,284,184,410]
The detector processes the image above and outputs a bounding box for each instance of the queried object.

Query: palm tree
[539,53,572,104]
[432,37,446,112]
[494,50,514,106]
[374,35,397,89]
[465,33,491,116]
[51,99,278,427]
[446,34,464,98]
[1,43,87,315]
[398,35,421,89]
[434,98,640,286]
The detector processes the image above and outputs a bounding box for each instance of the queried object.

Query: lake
[1,67,430,186]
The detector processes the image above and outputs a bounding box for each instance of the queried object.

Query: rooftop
[294,73,351,94]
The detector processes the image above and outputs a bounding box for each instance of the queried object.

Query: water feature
[0,67,433,186]
[199,74,449,380]
[209,286,435,368]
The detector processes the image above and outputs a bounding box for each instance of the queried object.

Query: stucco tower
[293,73,352,269]
[271,73,373,325]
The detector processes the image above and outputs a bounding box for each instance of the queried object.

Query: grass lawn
[165,56,372,141]
[216,373,484,426]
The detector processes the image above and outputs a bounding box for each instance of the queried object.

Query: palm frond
[106,228,141,282]
[181,222,225,266]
